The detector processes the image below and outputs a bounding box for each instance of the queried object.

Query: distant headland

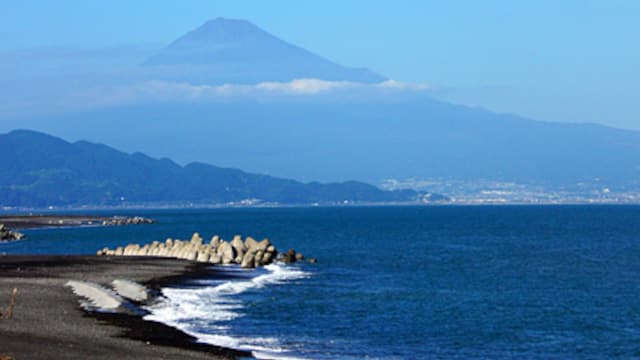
[0,130,445,208]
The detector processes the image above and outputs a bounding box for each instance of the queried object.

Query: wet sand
[0,255,251,359]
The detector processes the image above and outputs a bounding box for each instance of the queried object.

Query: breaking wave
[144,263,311,359]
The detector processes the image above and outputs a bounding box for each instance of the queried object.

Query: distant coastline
[2,200,640,216]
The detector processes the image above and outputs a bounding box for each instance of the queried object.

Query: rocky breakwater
[101,216,155,226]
[0,224,25,242]
[281,248,317,264]
[98,233,283,269]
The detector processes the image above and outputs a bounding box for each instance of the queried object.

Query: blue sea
[3,205,640,359]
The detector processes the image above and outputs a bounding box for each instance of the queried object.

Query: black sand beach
[0,255,250,359]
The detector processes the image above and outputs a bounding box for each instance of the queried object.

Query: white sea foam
[144,263,311,359]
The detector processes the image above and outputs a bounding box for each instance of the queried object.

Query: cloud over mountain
[0,18,434,117]
[77,78,432,105]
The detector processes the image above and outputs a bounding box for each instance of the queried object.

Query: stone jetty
[101,216,154,226]
[97,233,280,268]
[0,224,25,241]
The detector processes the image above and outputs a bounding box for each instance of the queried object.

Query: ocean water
[3,205,640,359]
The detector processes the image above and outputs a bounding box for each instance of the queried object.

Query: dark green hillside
[0,130,431,207]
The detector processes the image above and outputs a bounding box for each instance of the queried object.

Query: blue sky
[2,0,639,129]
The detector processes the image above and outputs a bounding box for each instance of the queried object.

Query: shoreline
[0,255,251,359]
[2,202,640,216]
[0,215,153,230]
[0,215,113,229]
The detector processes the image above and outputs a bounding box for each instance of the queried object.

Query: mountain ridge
[0,129,431,207]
